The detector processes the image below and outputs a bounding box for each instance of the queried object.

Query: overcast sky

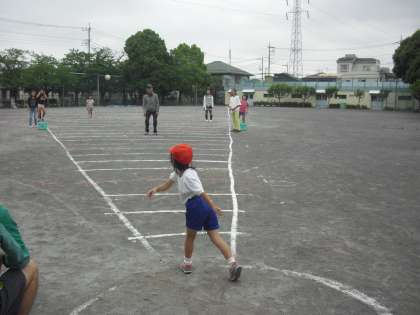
[0,0,419,77]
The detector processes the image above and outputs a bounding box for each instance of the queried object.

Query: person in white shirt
[202,89,214,122]
[228,89,241,132]
[146,144,242,281]
[86,96,95,119]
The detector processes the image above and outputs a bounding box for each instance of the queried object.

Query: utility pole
[286,0,310,78]
[268,41,276,76]
[261,56,264,81]
[87,23,91,56]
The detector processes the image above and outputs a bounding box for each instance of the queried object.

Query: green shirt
[0,205,30,269]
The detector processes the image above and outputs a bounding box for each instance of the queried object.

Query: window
[264,93,273,98]
[340,64,349,72]
[359,79,366,83]
[398,95,412,101]
[362,65,371,71]
[337,94,347,100]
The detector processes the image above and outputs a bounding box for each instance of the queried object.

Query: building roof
[303,72,337,81]
[273,72,298,82]
[206,61,253,77]
[337,54,378,64]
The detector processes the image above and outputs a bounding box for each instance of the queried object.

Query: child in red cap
[147,144,242,281]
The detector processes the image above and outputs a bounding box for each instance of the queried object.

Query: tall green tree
[393,29,420,84]
[325,86,339,104]
[354,89,364,106]
[124,29,171,100]
[294,86,315,104]
[22,54,59,90]
[268,83,292,103]
[410,80,420,102]
[0,48,28,98]
[170,43,210,100]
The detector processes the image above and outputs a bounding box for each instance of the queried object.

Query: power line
[0,16,83,30]
[0,30,82,41]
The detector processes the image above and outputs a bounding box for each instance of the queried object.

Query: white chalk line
[69,286,118,315]
[80,167,228,172]
[70,147,227,152]
[105,193,251,197]
[56,133,229,139]
[226,109,239,257]
[128,231,246,241]
[248,264,392,315]
[68,143,227,148]
[76,159,228,164]
[47,128,155,253]
[62,138,228,143]
[73,152,227,157]
[104,209,246,215]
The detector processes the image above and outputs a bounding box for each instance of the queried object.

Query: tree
[410,80,420,103]
[170,43,210,102]
[0,48,28,99]
[294,86,315,104]
[124,29,171,101]
[325,86,339,104]
[268,83,292,103]
[22,54,59,90]
[354,90,364,106]
[393,29,420,84]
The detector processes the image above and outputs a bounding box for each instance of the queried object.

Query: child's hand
[213,205,223,216]
[147,188,157,199]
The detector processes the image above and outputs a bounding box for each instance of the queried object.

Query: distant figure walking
[86,96,95,119]
[143,84,160,135]
[28,91,38,127]
[36,89,47,121]
[203,89,214,122]
[228,89,241,132]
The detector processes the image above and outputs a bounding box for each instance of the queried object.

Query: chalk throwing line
[47,128,156,253]
[69,263,392,315]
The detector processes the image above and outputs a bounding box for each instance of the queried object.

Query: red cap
[169,144,193,165]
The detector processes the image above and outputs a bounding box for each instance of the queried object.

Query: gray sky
[0,0,419,77]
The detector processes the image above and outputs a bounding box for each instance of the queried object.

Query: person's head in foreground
[146,83,154,95]
[169,143,193,175]
[228,88,237,96]
[242,95,248,101]
[88,95,93,99]
[206,89,211,96]
[30,90,36,98]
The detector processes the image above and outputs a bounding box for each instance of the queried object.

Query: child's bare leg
[207,229,232,259]
[184,228,197,259]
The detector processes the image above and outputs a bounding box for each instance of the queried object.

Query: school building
[220,54,418,111]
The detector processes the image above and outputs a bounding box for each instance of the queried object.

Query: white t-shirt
[169,169,204,203]
[229,95,241,112]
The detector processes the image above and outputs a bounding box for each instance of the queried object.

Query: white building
[337,54,381,82]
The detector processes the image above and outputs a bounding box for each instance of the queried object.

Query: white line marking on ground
[62,138,228,143]
[128,231,245,241]
[69,286,118,315]
[104,209,246,215]
[81,167,228,172]
[226,109,239,257]
[105,193,250,197]
[73,153,227,157]
[76,159,228,164]
[70,147,227,152]
[47,128,155,253]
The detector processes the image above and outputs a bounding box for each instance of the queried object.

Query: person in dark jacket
[142,84,160,135]
[36,89,47,121]
[0,204,38,315]
[27,91,38,127]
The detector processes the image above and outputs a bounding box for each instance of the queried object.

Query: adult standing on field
[0,204,39,315]
[228,89,241,132]
[27,91,38,128]
[143,83,160,135]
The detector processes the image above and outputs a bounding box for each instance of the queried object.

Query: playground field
[1,106,420,315]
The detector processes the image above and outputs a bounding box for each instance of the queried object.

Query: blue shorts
[185,196,219,231]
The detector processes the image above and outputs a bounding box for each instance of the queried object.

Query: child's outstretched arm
[201,192,223,216]
[147,179,174,199]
